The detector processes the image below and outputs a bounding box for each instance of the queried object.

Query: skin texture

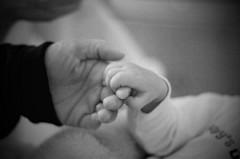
[45,40,124,129]
[28,127,146,159]
[94,62,168,124]
[40,58,166,159]
[104,62,168,111]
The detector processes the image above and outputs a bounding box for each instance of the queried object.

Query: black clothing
[0,42,61,139]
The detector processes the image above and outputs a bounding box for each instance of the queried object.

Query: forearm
[0,42,60,139]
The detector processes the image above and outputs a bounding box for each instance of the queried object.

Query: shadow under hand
[27,127,146,159]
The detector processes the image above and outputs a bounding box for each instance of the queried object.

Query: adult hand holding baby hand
[103,62,169,113]
[45,40,124,129]
[93,86,126,124]
[90,85,131,124]
[94,61,166,125]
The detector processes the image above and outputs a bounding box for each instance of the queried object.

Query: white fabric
[128,81,240,158]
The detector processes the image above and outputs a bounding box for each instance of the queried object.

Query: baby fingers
[116,87,131,100]
[79,113,101,129]
[104,67,122,87]
[102,95,123,111]
[97,109,117,123]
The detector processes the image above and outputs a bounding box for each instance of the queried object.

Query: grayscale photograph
[0,0,239,159]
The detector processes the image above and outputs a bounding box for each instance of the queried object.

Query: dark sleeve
[0,42,61,139]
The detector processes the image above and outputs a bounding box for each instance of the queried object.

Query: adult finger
[76,40,125,61]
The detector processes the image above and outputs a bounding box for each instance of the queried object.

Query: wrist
[45,42,58,86]
[20,42,61,125]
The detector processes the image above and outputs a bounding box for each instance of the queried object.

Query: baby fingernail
[116,87,131,99]
[97,109,114,123]
[103,95,122,110]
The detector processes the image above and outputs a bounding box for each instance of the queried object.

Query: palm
[51,60,106,127]
[45,40,124,128]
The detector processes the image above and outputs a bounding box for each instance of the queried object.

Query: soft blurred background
[106,0,240,97]
[1,0,240,158]
[3,0,240,97]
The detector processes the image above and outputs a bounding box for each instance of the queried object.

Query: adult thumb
[76,40,125,61]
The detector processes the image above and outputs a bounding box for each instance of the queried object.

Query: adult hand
[45,40,124,129]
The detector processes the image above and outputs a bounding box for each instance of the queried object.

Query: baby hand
[94,86,129,124]
[81,86,124,128]
[104,62,169,113]
[92,86,131,125]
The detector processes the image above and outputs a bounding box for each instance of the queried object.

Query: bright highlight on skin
[116,87,131,100]
[95,87,131,123]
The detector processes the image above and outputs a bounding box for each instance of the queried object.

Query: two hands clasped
[90,62,169,128]
[46,40,168,130]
